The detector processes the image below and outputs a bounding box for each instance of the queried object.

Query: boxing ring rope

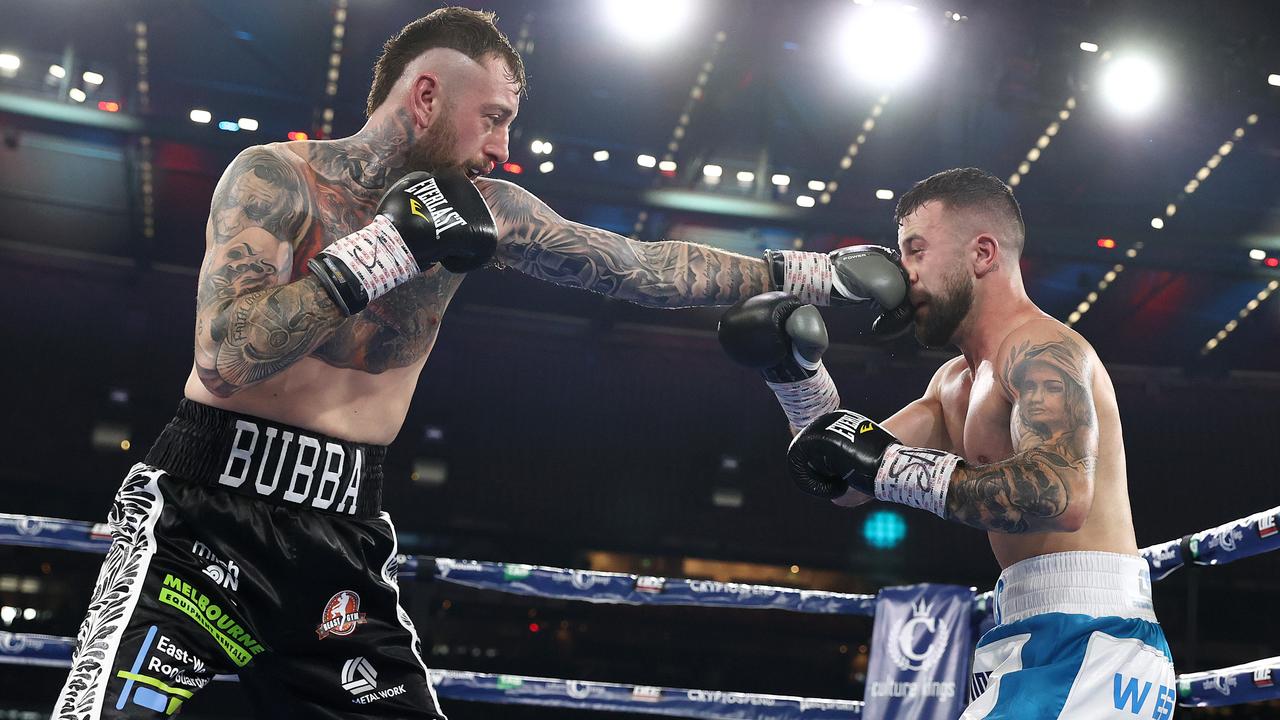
[2,506,1278,714]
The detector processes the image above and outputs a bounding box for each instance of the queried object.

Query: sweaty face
[898,202,974,348]
[409,53,520,181]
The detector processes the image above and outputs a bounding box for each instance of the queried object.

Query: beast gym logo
[316,590,368,640]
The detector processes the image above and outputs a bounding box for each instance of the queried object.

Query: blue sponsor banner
[1187,507,1280,568]
[431,558,876,615]
[862,584,972,720]
[429,670,864,719]
[0,514,111,554]
[1178,657,1280,707]
[0,631,76,668]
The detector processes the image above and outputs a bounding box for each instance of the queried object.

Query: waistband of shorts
[144,399,386,519]
[992,551,1156,624]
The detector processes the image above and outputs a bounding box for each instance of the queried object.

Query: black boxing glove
[719,292,841,431]
[719,292,827,382]
[787,410,961,517]
[308,169,497,315]
[764,246,913,336]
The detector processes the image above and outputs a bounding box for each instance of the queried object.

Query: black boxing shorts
[53,399,446,719]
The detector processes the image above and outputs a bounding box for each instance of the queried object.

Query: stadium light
[601,0,693,47]
[1100,55,1163,117]
[832,3,933,87]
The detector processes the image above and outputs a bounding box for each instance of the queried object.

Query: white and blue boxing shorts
[962,551,1176,719]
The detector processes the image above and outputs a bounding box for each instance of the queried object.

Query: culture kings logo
[317,590,368,640]
[887,598,950,673]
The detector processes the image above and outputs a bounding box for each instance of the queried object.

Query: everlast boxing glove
[788,409,961,519]
[308,169,497,315]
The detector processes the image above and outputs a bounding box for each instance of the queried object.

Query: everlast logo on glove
[827,412,878,442]
[217,419,365,514]
[404,177,467,234]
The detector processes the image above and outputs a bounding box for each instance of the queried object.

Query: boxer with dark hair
[722,168,1174,719]
[55,8,911,719]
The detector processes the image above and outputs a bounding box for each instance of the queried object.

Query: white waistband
[992,551,1156,625]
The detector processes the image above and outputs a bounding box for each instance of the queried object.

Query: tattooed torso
[928,319,1137,568]
[184,138,465,443]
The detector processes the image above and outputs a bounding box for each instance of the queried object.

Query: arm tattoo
[478,179,770,307]
[946,448,1074,533]
[195,147,343,396]
[198,277,342,396]
[946,332,1099,533]
[311,271,458,373]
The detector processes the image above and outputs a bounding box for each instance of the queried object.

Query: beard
[914,268,973,348]
[407,106,463,175]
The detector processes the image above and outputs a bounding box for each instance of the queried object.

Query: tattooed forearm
[478,179,769,307]
[947,448,1074,533]
[311,271,458,373]
[198,276,345,396]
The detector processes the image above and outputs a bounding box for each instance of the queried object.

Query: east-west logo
[342,657,377,695]
[317,591,368,640]
[886,598,950,672]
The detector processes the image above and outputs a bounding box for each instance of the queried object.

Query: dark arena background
[2,0,1280,718]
